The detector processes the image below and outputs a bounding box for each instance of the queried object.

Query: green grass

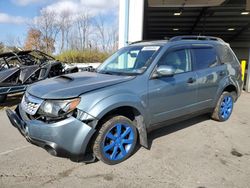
[56,50,110,63]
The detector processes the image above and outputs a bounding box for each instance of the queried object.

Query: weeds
[56,50,110,63]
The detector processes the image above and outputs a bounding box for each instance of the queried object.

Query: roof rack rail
[130,40,169,45]
[130,40,148,45]
[169,36,224,42]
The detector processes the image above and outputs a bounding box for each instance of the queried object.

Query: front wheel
[211,91,235,122]
[93,116,138,165]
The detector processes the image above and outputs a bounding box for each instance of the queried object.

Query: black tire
[0,94,7,103]
[211,91,235,122]
[93,115,138,165]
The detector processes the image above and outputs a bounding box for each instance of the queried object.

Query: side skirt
[147,108,213,133]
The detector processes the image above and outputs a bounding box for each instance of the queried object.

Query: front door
[148,47,198,125]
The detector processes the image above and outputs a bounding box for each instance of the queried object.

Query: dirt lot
[0,93,250,188]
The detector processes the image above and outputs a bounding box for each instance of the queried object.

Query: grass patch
[56,50,110,63]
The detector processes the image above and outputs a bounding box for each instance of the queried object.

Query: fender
[87,93,149,148]
[213,75,239,107]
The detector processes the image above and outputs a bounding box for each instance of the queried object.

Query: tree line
[24,9,118,55]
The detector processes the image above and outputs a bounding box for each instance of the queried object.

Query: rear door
[148,46,198,125]
[191,45,225,110]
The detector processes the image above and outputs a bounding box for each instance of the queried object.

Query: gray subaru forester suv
[6,36,242,165]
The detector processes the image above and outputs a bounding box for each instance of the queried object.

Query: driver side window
[158,49,192,74]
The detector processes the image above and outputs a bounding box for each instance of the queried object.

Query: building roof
[144,0,250,47]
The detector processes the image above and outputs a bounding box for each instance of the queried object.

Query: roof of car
[0,50,38,58]
[169,35,224,42]
[129,36,226,47]
[0,50,55,60]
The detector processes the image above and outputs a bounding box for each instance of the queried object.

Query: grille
[21,93,43,115]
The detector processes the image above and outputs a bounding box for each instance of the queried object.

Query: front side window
[192,47,218,70]
[158,49,192,74]
[97,45,161,75]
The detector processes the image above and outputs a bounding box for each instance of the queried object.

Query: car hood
[27,72,135,99]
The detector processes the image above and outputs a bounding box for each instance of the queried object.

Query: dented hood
[27,72,134,99]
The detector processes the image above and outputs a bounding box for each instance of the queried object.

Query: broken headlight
[38,98,81,118]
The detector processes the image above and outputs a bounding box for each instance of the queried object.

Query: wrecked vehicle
[0,50,78,103]
[6,36,242,165]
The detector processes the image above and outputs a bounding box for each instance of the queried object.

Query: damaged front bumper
[6,105,96,162]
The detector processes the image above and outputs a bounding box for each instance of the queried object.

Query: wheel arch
[222,84,237,98]
[214,76,240,107]
[86,92,149,149]
[94,105,148,148]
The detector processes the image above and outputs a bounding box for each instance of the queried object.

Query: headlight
[38,98,81,117]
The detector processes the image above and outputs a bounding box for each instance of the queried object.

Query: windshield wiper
[98,71,115,75]
[99,71,139,76]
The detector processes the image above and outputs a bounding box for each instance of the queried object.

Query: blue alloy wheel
[220,95,233,120]
[102,123,135,161]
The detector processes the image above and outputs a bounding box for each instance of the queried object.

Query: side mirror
[153,65,175,78]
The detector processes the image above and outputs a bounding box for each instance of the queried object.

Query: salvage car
[0,50,78,103]
[6,36,243,165]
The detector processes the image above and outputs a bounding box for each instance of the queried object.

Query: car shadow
[147,114,210,149]
[0,93,23,109]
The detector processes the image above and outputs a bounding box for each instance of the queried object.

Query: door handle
[187,77,196,84]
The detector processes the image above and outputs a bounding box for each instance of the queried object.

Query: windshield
[97,45,161,75]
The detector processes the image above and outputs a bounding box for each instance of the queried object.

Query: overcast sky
[0,0,119,45]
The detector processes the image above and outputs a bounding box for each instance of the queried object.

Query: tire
[211,91,235,122]
[93,115,138,165]
[0,94,7,103]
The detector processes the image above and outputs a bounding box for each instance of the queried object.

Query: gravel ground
[0,92,250,188]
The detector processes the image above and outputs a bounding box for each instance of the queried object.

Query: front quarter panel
[77,76,148,122]
[77,85,149,148]
[78,90,147,122]
[88,93,147,120]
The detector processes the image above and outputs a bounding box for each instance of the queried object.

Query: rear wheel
[211,91,235,121]
[93,116,138,165]
[0,94,7,103]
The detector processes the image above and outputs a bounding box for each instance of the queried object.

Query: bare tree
[107,25,118,52]
[93,15,118,53]
[68,29,80,50]
[76,12,90,50]
[34,9,60,53]
[58,10,72,52]
[93,15,107,51]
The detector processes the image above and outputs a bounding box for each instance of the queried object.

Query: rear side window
[192,47,218,70]
[216,45,236,64]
